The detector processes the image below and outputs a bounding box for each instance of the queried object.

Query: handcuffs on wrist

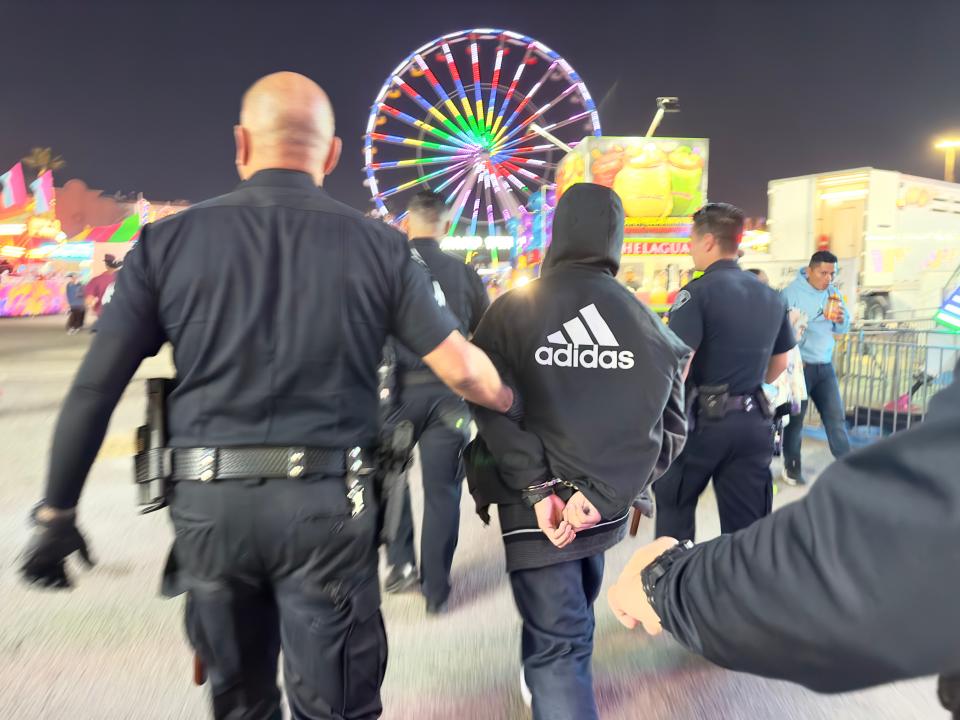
[521,477,580,508]
[641,539,695,611]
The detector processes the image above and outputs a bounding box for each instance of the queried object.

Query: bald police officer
[655,203,795,540]
[19,72,513,720]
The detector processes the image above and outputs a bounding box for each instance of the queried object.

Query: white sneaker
[520,667,532,708]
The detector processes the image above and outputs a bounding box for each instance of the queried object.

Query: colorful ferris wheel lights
[365,29,601,232]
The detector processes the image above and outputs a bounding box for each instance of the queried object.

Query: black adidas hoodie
[468,184,690,571]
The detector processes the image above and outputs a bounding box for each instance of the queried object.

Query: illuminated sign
[622,241,690,256]
[27,216,63,240]
[440,235,515,251]
[50,242,94,260]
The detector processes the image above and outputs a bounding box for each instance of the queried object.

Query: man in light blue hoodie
[780,251,852,484]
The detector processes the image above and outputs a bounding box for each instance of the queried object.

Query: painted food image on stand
[557,137,708,218]
[589,144,625,188]
[555,151,585,197]
[613,143,673,217]
[668,145,706,215]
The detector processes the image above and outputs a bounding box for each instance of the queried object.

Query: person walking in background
[747,268,807,461]
[381,190,490,614]
[84,253,123,320]
[64,273,86,334]
[780,251,852,485]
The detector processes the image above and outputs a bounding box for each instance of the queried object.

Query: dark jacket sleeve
[649,366,687,484]
[469,300,550,492]
[46,235,164,509]
[45,334,149,509]
[653,367,960,693]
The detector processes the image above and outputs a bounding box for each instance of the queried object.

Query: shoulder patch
[671,289,692,312]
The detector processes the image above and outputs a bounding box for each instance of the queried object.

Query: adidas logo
[535,304,635,370]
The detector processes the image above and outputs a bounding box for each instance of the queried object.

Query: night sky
[4,0,960,217]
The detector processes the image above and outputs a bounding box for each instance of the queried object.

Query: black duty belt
[167,446,374,483]
[723,395,760,413]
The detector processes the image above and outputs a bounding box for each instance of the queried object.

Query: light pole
[934,138,960,183]
[646,97,680,137]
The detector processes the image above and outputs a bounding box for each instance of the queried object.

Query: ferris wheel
[364,28,601,235]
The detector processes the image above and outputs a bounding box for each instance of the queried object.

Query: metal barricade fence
[805,329,959,443]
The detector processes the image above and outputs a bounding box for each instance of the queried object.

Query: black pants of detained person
[169,476,386,720]
[655,405,775,541]
[510,554,605,720]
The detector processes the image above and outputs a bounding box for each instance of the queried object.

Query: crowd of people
[17,71,960,720]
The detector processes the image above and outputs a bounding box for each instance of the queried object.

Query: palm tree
[21,147,66,177]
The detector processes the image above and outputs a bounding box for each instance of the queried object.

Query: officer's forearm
[423,332,512,411]
[45,333,145,509]
[452,358,513,412]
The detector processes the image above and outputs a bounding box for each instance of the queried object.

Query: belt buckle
[743,396,754,413]
[287,446,306,478]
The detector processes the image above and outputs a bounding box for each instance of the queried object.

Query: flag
[935,286,960,332]
[0,163,28,209]
[29,171,54,213]
[87,221,122,243]
[107,214,141,243]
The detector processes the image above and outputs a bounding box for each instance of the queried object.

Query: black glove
[20,503,95,589]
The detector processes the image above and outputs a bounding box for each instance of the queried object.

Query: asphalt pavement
[0,316,944,719]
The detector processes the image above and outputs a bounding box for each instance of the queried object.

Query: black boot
[781,457,807,486]
[384,562,419,594]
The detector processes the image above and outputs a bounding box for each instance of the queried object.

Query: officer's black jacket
[393,237,489,377]
[654,361,960,693]
[470,184,690,524]
[44,170,457,509]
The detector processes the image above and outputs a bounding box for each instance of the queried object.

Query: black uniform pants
[66,307,86,330]
[169,476,387,720]
[384,381,471,604]
[655,409,774,541]
[509,554,604,720]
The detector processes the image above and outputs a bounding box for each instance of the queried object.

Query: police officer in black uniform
[382,191,489,613]
[655,203,795,541]
[19,72,513,720]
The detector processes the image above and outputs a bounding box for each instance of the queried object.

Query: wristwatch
[641,539,695,610]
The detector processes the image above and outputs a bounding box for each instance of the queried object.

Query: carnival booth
[555,136,708,313]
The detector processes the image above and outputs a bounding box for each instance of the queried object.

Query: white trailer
[742,168,960,322]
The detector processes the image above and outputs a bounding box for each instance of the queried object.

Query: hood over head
[542,183,624,276]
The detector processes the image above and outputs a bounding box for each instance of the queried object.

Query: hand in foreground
[533,494,576,549]
[21,504,95,589]
[607,536,678,634]
[562,491,601,531]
